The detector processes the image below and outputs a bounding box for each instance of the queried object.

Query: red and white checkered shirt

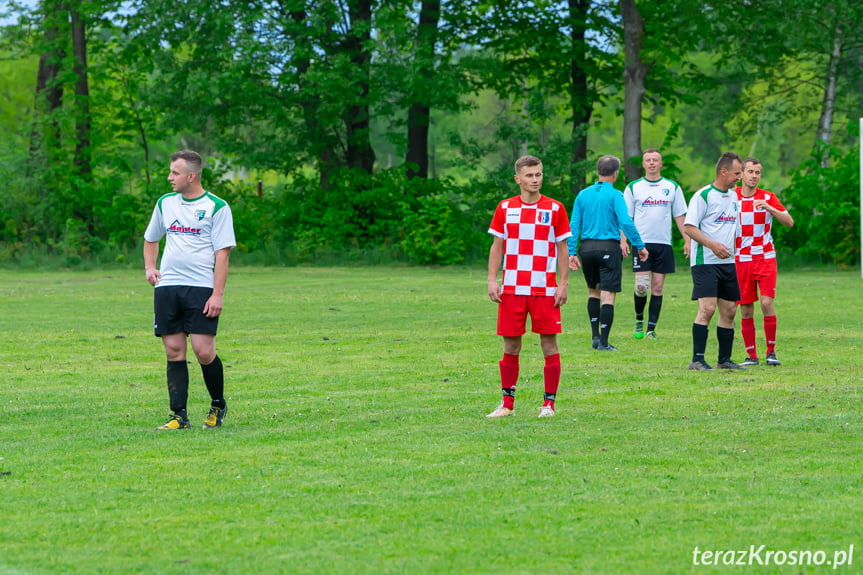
[489,195,572,296]
[735,187,788,262]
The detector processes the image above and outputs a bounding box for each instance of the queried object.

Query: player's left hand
[203,294,223,318]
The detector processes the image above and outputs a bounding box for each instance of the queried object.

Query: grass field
[0,265,861,574]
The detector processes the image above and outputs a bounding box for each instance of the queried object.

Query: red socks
[499,353,519,409]
[741,317,757,358]
[543,354,561,408]
[764,315,777,354]
[741,315,778,357]
[499,353,562,410]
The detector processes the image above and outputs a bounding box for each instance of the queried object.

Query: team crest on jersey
[662,188,670,196]
[537,210,551,225]
[195,210,206,220]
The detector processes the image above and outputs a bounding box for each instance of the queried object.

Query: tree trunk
[569,0,592,192]
[345,0,375,174]
[405,1,440,181]
[290,8,338,189]
[70,2,92,181]
[815,23,842,168]
[28,1,65,169]
[621,0,646,182]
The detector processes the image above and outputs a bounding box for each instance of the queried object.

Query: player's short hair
[514,155,542,174]
[743,156,761,168]
[715,152,742,176]
[643,148,661,156]
[171,150,203,177]
[596,155,621,176]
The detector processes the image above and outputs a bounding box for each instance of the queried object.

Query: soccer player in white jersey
[735,157,794,366]
[486,155,571,418]
[683,152,744,371]
[621,148,690,340]
[144,150,236,430]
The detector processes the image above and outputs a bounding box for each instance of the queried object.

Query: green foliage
[398,183,471,266]
[779,145,860,267]
[1,1,861,269]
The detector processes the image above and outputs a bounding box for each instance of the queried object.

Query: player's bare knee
[193,349,216,365]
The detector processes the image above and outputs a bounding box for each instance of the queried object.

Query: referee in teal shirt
[569,155,649,351]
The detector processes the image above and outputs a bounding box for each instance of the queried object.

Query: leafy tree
[727,0,863,167]
[779,145,860,266]
[468,0,618,191]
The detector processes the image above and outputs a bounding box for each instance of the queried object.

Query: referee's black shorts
[579,239,623,292]
[153,285,219,336]
[690,263,740,301]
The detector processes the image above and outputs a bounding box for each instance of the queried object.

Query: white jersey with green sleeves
[684,184,739,266]
[144,191,236,288]
[623,176,687,245]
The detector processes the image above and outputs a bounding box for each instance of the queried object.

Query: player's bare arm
[684,224,731,259]
[487,237,504,303]
[674,215,691,258]
[143,241,162,286]
[554,239,569,308]
[204,248,231,318]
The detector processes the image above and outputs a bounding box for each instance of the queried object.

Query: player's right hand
[488,280,502,303]
[146,268,161,286]
[568,255,580,271]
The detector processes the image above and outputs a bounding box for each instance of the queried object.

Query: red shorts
[497,294,561,336]
[736,259,777,304]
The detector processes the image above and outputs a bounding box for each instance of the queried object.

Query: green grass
[0,265,860,574]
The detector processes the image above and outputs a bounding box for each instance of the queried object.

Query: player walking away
[144,150,236,430]
[735,157,794,366]
[568,155,648,352]
[621,148,691,340]
[487,155,571,419]
[683,152,744,371]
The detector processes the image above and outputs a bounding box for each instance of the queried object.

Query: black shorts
[579,240,622,292]
[690,264,740,301]
[154,285,219,336]
[633,243,676,274]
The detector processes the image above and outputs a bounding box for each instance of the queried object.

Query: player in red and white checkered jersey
[735,157,794,366]
[487,155,572,419]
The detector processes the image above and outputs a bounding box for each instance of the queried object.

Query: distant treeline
[0,1,859,266]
